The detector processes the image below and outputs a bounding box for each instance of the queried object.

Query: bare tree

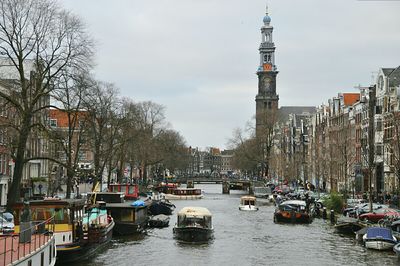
[82,81,119,190]
[0,0,93,210]
[48,72,93,198]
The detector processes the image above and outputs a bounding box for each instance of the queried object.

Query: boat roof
[177,207,212,217]
[280,200,306,206]
[241,196,256,200]
[105,201,148,209]
[13,198,86,208]
[366,227,393,239]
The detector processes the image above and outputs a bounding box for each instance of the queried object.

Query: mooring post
[322,207,327,220]
[330,210,335,225]
[222,180,230,194]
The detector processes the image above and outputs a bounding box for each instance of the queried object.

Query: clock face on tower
[263,76,271,91]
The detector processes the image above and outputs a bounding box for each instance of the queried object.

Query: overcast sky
[61,0,400,150]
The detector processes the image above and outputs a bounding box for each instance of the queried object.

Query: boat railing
[0,215,55,266]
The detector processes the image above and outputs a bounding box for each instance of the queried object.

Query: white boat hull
[165,194,204,200]
[239,205,259,211]
[365,240,396,250]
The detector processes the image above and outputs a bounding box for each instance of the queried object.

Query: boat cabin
[172,188,202,196]
[108,183,138,200]
[176,207,212,229]
[12,199,86,246]
[240,196,257,206]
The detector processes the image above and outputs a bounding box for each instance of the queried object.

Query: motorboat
[273,200,312,224]
[363,227,397,250]
[239,196,259,211]
[173,207,213,242]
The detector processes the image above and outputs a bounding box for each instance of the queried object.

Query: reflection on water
[74,184,398,266]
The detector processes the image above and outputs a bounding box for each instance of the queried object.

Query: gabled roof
[382,68,395,76]
[342,93,360,106]
[389,66,400,87]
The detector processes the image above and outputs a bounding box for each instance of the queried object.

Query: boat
[173,207,213,242]
[363,227,397,250]
[148,214,170,228]
[164,188,203,200]
[334,216,367,234]
[108,183,139,200]
[148,199,176,215]
[239,196,259,211]
[253,186,272,198]
[0,216,56,266]
[88,191,148,235]
[105,200,148,235]
[12,199,114,263]
[273,200,312,224]
[393,242,400,259]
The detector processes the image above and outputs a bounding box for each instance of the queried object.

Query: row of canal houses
[281,66,400,196]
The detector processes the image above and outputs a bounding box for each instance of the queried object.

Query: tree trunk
[6,117,31,211]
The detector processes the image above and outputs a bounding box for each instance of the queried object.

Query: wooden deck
[0,233,51,265]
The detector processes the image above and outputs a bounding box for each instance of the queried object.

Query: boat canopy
[280,200,306,206]
[241,196,256,201]
[177,207,212,217]
[366,227,393,239]
[131,200,145,207]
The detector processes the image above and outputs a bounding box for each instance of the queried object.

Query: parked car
[0,213,14,234]
[359,208,400,223]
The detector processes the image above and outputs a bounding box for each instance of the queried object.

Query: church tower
[255,5,279,133]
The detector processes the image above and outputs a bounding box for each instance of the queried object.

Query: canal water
[76,184,398,266]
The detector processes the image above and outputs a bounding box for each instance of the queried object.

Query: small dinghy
[148,214,170,228]
[363,227,397,250]
[334,216,367,235]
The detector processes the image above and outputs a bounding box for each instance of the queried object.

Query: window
[376,144,383,156]
[41,252,44,266]
[49,119,57,127]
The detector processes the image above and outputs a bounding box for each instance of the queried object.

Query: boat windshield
[178,216,211,228]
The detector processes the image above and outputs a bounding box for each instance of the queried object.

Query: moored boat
[363,227,397,250]
[105,200,148,235]
[334,216,367,234]
[148,214,170,228]
[0,217,56,266]
[12,199,114,264]
[273,200,312,224]
[239,196,259,211]
[173,207,213,242]
[164,188,203,200]
[88,192,148,235]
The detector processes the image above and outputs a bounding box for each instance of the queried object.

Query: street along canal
[75,184,397,266]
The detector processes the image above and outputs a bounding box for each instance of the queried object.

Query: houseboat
[12,199,114,263]
[164,188,203,200]
[108,183,139,200]
[363,227,397,250]
[88,192,148,235]
[0,217,56,266]
[105,200,148,235]
[173,207,213,242]
[239,196,259,211]
[273,200,312,224]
